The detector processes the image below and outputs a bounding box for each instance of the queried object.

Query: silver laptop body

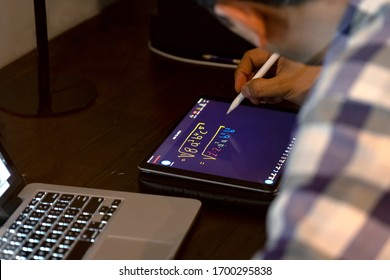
[0,143,201,260]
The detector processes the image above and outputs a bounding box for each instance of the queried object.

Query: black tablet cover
[139,96,297,207]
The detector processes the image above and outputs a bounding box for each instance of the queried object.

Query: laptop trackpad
[91,236,174,260]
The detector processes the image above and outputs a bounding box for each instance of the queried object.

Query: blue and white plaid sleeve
[255,0,390,259]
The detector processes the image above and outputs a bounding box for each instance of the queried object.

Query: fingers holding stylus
[235,48,321,105]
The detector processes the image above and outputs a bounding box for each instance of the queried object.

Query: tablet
[138,95,297,205]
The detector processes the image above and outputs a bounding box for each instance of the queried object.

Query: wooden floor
[0,0,268,259]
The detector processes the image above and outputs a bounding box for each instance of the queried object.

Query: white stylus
[226,53,281,114]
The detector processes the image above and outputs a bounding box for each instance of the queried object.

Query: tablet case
[138,172,276,209]
[137,96,298,209]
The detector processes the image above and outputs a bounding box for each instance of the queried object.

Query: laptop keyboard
[0,191,122,260]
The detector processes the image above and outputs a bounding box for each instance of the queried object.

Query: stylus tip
[226,106,235,114]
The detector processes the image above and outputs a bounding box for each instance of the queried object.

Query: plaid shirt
[255,0,390,259]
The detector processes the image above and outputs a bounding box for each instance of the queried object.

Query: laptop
[0,141,201,260]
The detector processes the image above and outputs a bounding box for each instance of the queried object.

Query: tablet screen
[139,96,297,193]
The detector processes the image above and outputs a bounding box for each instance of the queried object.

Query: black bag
[149,0,254,66]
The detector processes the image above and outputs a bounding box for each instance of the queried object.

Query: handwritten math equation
[178,122,235,165]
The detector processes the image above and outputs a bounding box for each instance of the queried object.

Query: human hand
[235,48,321,105]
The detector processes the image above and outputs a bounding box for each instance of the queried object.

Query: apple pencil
[226,53,281,114]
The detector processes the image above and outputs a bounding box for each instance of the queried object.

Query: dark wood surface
[0,0,268,259]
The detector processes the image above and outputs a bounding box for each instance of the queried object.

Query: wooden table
[0,0,268,259]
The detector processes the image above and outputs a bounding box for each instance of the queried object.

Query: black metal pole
[33,0,51,116]
[0,0,97,117]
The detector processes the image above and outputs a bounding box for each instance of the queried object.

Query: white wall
[0,0,116,69]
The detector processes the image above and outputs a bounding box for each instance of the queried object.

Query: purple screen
[146,97,296,186]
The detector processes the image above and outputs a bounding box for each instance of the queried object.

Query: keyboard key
[35,192,46,199]
[35,225,51,235]
[77,214,92,223]
[53,201,69,210]
[65,230,80,240]
[58,238,74,249]
[15,214,27,225]
[30,211,45,220]
[111,199,122,208]
[23,219,39,228]
[66,240,93,260]
[88,221,105,231]
[40,241,56,251]
[98,206,109,215]
[106,207,118,216]
[10,235,24,246]
[48,209,63,218]
[36,204,51,212]
[80,229,99,242]
[46,232,62,242]
[42,193,60,204]
[1,231,13,242]
[42,217,57,226]
[16,227,33,237]
[70,196,89,209]
[8,222,20,233]
[3,244,18,255]
[33,249,49,260]
[70,223,86,233]
[52,224,67,234]
[101,214,111,224]
[58,216,73,226]
[27,198,40,208]
[64,208,79,218]
[52,245,69,258]
[15,249,31,260]
[21,206,33,216]
[83,197,104,214]
[22,241,39,252]
[59,194,74,202]
[29,234,43,243]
